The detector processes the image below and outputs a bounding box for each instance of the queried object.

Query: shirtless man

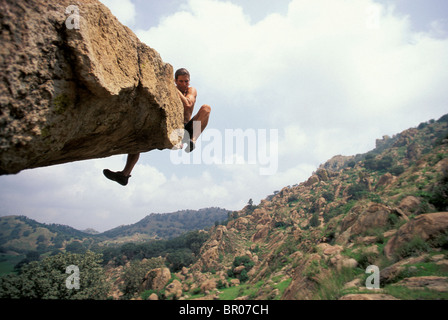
[103,68,211,186]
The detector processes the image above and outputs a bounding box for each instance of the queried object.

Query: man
[103,68,211,186]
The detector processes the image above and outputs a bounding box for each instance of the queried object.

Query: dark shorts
[184,119,194,136]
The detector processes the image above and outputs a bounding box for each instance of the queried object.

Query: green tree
[65,241,86,254]
[347,183,369,200]
[121,257,164,299]
[36,235,46,243]
[120,243,140,260]
[185,231,208,255]
[166,249,195,272]
[429,167,448,211]
[309,212,321,227]
[0,251,110,299]
[14,251,40,272]
[239,269,249,283]
[227,256,254,282]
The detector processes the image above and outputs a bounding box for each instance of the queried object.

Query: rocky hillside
[130,115,448,300]
[0,0,183,175]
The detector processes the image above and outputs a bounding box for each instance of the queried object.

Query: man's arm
[178,87,197,123]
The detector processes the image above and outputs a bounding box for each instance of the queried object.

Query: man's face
[175,75,190,92]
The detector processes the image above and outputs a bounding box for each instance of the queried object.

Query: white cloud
[100,0,136,26]
[133,0,448,213]
[2,0,448,232]
[138,0,448,157]
[429,19,448,38]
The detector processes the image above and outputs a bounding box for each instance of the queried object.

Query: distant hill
[0,215,90,253]
[101,207,230,240]
[0,208,230,255]
[82,228,100,235]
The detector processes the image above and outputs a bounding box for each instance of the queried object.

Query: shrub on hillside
[227,256,254,282]
[0,251,109,299]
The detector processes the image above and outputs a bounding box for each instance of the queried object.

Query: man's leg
[191,104,211,141]
[184,105,211,153]
[122,153,140,177]
[103,153,139,186]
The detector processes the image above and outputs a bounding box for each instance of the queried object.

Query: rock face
[0,0,183,175]
[384,212,448,259]
[339,294,399,300]
[336,202,406,245]
[141,267,171,292]
[392,276,448,292]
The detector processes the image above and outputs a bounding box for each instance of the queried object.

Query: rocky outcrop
[392,276,448,292]
[375,173,397,190]
[165,279,183,299]
[398,196,421,215]
[194,226,229,272]
[384,212,448,259]
[0,0,183,175]
[380,255,429,284]
[339,294,399,300]
[320,155,355,171]
[141,267,171,292]
[336,202,406,245]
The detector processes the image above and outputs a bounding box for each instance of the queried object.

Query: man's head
[175,68,190,92]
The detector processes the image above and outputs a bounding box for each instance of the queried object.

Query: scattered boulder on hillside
[375,173,397,190]
[200,279,217,294]
[384,212,448,259]
[398,196,421,216]
[318,243,358,271]
[194,226,229,271]
[281,254,322,300]
[392,276,448,292]
[252,225,270,243]
[165,279,183,299]
[148,293,159,300]
[229,217,249,231]
[141,267,171,292]
[339,294,400,300]
[336,203,407,245]
[380,254,429,284]
[320,155,355,171]
[304,174,320,187]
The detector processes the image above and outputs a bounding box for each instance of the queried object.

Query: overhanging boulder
[0,0,183,175]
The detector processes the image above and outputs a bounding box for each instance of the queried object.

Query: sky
[0,0,447,232]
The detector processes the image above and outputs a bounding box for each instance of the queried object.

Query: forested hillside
[101,208,229,240]
[0,208,229,276]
